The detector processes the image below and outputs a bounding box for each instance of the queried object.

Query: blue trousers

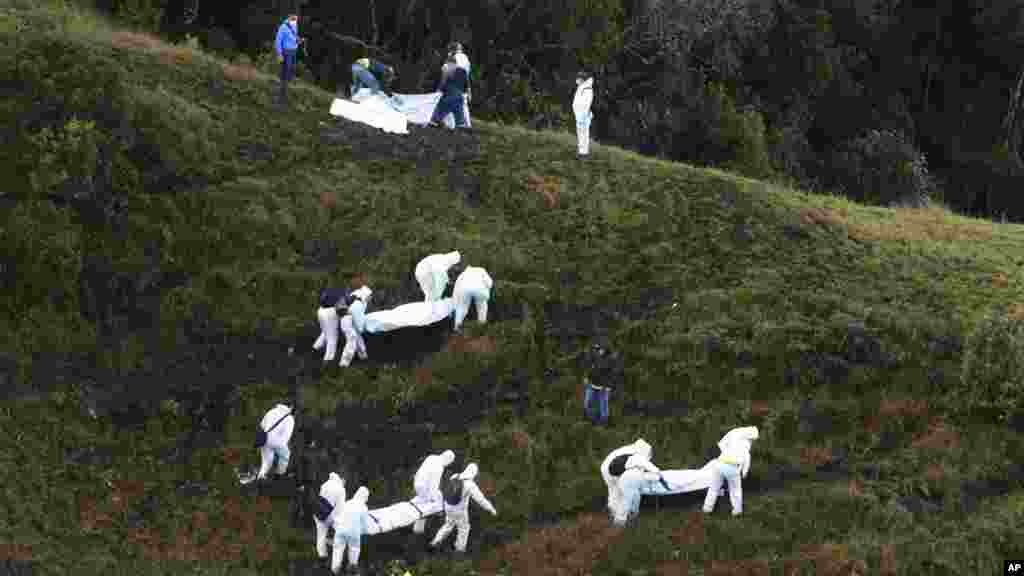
[431,94,467,127]
[351,64,381,96]
[278,49,297,104]
[584,384,609,424]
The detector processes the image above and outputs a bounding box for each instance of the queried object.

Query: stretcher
[363,298,454,334]
[364,496,444,535]
[633,461,717,496]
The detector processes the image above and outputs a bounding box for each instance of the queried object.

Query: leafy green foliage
[832,129,935,207]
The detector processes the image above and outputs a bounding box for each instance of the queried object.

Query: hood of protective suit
[718,426,759,452]
[441,449,456,465]
[329,472,344,486]
[456,463,478,480]
[445,252,461,268]
[351,286,372,302]
[353,486,369,504]
[632,439,652,459]
[576,76,593,89]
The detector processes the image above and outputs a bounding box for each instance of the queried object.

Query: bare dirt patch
[704,558,771,575]
[911,418,961,451]
[479,512,624,576]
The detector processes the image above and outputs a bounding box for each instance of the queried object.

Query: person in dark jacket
[428,56,469,130]
[274,14,303,109]
[350,57,394,98]
[584,342,619,425]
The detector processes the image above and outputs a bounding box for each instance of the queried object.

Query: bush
[830,129,934,206]
[959,311,1024,423]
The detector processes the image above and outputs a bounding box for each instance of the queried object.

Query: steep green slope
[2,2,1024,575]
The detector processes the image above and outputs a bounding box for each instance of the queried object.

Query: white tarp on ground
[328,90,456,134]
[365,497,444,535]
[636,460,717,496]
[363,298,454,334]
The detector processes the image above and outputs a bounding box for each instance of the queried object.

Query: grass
[2,1,1024,575]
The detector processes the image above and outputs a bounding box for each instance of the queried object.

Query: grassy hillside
[3,2,1024,575]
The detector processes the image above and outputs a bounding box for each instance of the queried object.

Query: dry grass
[654,560,691,576]
[1009,302,1024,322]
[446,333,497,355]
[849,204,996,243]
[0,542,34,562]
[671,511,706,547]
[911,418,961,451]
[319,189,340,210]
[800,206,847,231]
[222,445,246,468]
[800,445,834,467]
[798,543,868,576]
[107,29,201,67]
[878,543,899,576]
[414,365,434,387]
[924,463,947,483]
[527,174,563,209]
[222,62,263,83]
[748,400,772,418]
[847,478,865,498]
[479,512,624,576]
[704,559,771,575]
[866,397,930,433]
[132,495,276,562]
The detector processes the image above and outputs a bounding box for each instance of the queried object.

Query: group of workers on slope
[254,408,497,575]
[601,427,760,526]
[275,15,596,157]
[313,251,493,367]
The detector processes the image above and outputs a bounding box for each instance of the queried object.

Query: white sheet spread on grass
[636,460,717,496]
[328,89,451,134]
[365,496,444,535]
[363,298,454,334]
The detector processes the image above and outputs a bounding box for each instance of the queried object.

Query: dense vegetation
[3,1,1024,575]
[99,0,1024,222]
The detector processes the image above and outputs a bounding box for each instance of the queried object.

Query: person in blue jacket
[274,14,303,109]
[350,58,395,98]
[428,56,469,130]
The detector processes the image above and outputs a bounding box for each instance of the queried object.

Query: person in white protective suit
[257,403,295,481]
[600,439,652,518]
[313,287,348,363]
[414,252,461,302]
[452,266,493,331]
[573,70,594,157]
[613,443,673,526]
[702,426,759,516]
[411,449,456,534]
[331,486,371,575]
[315,472,347,559]
[430,463,498,553]
[339,286,373,368]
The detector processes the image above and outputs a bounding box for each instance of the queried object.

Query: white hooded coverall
[414,252,461,302]
[257,404,295,480]
[314,291,346,362]
[412,449,456,533]
[315,473,347,558]
[601,439,651,519]
[452,266,493,331]
[573,76,594,156]
[613,449,664,526]
[430,463,497,552]
[703,426,759,516]
[332,486,370,574]
[339,286,372,368]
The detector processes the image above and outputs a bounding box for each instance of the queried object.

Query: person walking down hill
[428,57,470,130]
[573,70,594,157]
[350,58,394,98]
[274,14,303,109]
[430,463,497,554]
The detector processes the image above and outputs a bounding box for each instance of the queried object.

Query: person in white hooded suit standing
[452,266,493,331]
[702,426,759,516]
[332,486,371,575]
[573,70,594,157]
[256,403,295,481]
[600,439,652,521]
[339,286,372,368]
[414,252,461,302]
